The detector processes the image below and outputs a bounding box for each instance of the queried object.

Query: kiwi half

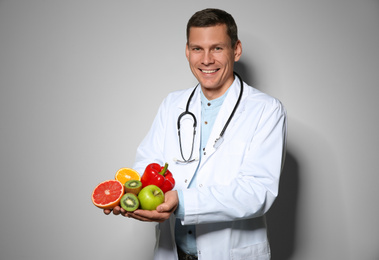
[124,180,142,195]
[120,193,139,212]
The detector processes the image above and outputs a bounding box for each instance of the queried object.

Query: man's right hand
[103,190,179,223]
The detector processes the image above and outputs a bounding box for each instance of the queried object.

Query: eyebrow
[188,42,228,48]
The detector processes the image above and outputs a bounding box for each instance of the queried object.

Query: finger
[119,207,127,216]
[132,210,171,223]
[127,212,153,222]
[112,206,122,215]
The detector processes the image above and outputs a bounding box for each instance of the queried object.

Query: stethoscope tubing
[176,71,243,163]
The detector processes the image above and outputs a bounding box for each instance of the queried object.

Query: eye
[190,46,202,52]
[214,47,223,51]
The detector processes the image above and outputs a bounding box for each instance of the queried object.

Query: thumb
[156,201,172,213]
[157,190,178,213]
[156,204,165,213]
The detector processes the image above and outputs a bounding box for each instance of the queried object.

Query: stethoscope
[175,72,244,164]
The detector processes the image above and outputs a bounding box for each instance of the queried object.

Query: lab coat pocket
[222,141,247,169]
[230,240,271,260]
[226,141,247,156]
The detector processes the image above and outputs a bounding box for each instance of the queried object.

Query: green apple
[138,185,165,210]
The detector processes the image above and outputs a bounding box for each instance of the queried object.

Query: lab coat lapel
[201,78,244,163]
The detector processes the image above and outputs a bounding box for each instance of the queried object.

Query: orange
[115,167,141,185]
[91,180,124,209]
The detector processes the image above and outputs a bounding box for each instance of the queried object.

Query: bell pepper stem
[159,163,169,176]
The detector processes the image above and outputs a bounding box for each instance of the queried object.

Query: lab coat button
[184,179,188,183]
[199,184,203,187]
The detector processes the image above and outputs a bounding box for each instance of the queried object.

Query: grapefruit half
[92,180,125,209]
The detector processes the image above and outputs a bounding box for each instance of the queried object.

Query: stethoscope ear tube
[176,85,198,163]
[177,114,197,163]
[177,110,197,130]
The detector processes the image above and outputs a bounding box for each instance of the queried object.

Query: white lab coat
[133,77,287,260]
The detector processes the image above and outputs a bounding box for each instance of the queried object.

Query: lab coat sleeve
[181,99,287,224]
[132,96,169,175]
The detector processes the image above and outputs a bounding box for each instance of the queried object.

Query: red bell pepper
[141,162,175,193]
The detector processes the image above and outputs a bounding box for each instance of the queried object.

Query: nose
[202,51,214,65]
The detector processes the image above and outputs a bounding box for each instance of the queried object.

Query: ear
[234,40,242,62]
[185,43,190,61]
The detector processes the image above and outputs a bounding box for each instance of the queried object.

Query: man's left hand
[126,190,179,223]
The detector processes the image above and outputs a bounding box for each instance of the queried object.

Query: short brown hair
[186,8,239,47]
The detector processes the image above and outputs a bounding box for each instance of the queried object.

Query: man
[105,8,287,260]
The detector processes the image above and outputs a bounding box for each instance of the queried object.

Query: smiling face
[186,24,242,100]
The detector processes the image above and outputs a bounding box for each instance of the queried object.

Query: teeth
[201,69,217,74]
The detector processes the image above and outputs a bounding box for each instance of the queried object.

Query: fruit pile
[91,163,175,212]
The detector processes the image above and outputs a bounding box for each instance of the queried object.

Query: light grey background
[1,1,378,259]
